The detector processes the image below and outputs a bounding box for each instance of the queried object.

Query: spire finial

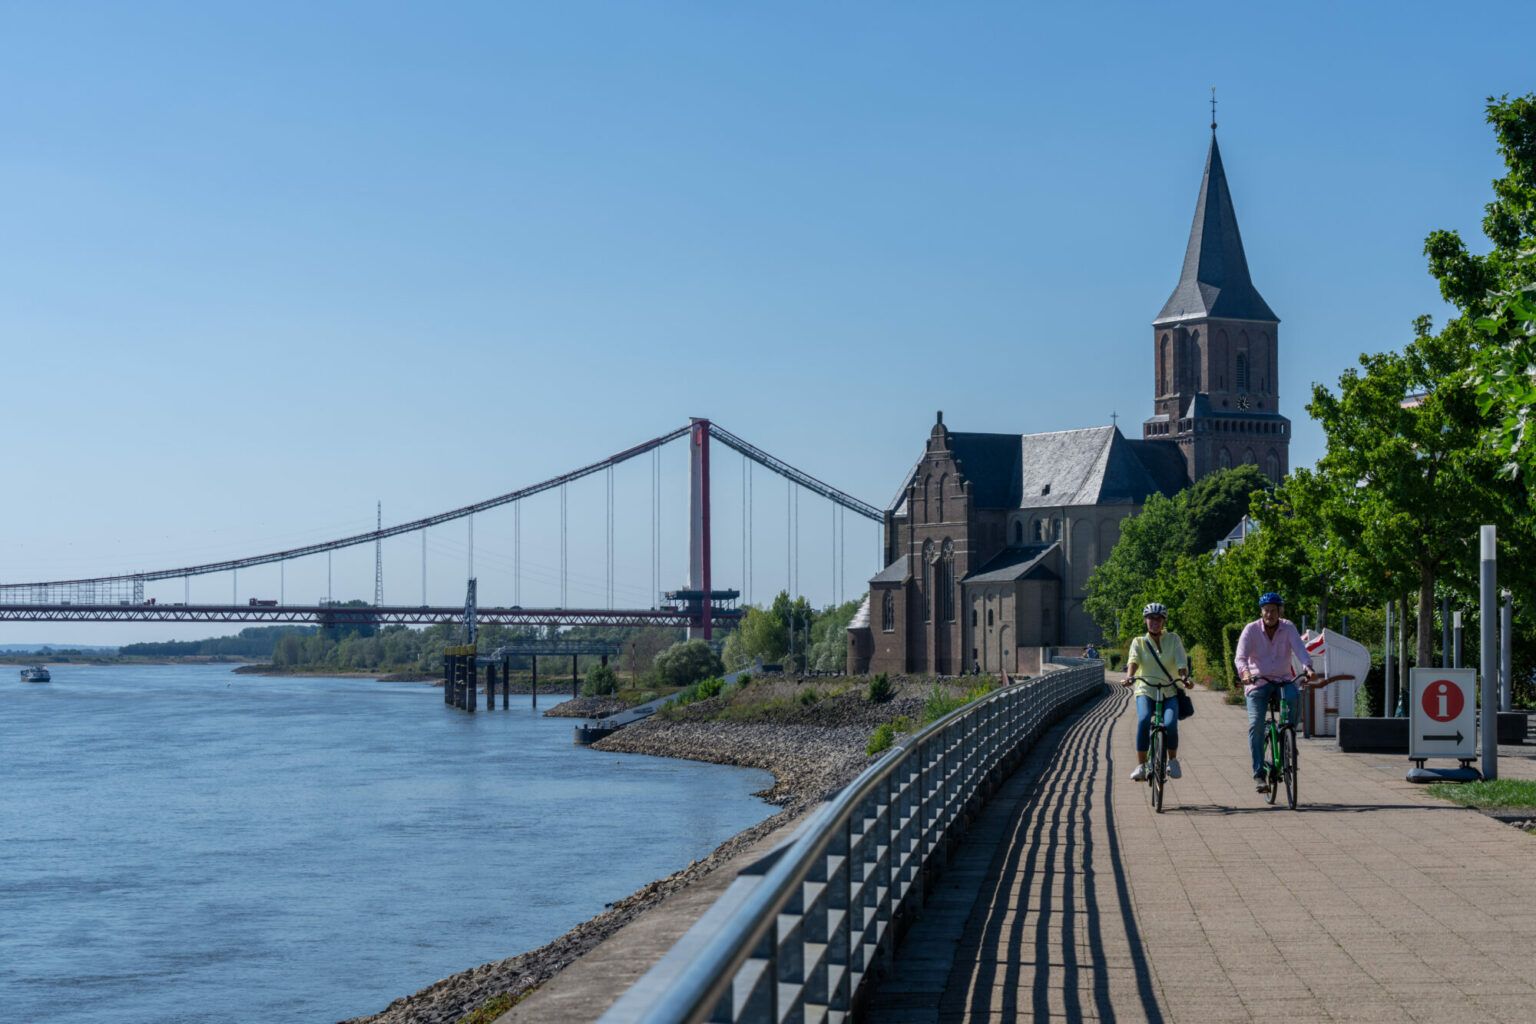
[1210,86,1217,133]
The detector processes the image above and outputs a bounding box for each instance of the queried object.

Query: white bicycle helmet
[1142,602,1168,617]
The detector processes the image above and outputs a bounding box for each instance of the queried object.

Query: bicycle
[1124,674,1188,813]
[1251,672,1354,809]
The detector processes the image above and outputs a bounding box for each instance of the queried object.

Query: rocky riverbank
[540,696,630,718]
[341,676,943,1024]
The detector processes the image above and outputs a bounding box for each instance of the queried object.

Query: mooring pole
[467,656,477,714]
[444,654,452,705]
[486,662,498,710]
[502,655,511,709]
[531,655,538,706]
[1480,525,1498,780]
[572,654,579,696]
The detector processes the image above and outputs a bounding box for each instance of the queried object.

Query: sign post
[1480,525,1498,781]
[1406,668,1480,783]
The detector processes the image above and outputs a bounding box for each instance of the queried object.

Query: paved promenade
[867,681,1536,1023]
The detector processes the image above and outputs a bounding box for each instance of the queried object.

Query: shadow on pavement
[959,688,1165,1023]
[1175,801,1463,815]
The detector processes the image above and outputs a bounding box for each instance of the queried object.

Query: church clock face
[1237,394,1251,410]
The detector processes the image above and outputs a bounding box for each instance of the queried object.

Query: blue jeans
[1136,694,1179,754]
[1246,681,1298,775]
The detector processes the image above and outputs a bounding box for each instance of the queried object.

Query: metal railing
[601,662,1105,1023]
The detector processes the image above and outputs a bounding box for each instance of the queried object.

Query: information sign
[1408,668,1477,761]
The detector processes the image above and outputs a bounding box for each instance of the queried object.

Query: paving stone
[862,680,1536,1022]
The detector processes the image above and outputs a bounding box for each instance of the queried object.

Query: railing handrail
[602,662,1105,1023]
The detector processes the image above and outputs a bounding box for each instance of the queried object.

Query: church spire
[1154,132,1277,325]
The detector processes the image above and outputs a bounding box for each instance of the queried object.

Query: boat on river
[20,665,51,683]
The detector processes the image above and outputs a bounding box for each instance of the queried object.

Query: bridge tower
[688,417,713,640]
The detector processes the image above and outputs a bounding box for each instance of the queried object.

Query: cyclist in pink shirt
[1234,592,1316,791]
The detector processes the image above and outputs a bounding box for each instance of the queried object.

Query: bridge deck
[866,680,1536,1023]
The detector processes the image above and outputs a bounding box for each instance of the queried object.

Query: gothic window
[987,608,994,627]
[1243,448,1256,465]
[941,538,956,622]
[1266,452,1280,481]
[922,539,933,622]
[937,474,947,523]
[1235,351,1249,391]
[921,476,931,524]
[882,592,895,632]
[1219,448,1232,470]
[1013,520,1023,544]
[1052,518,1062,540]
[1158,334,1170,395]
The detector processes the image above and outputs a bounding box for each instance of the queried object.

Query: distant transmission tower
[374,501,384,607]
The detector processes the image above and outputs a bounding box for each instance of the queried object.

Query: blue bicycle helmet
[1259,591,1285,608]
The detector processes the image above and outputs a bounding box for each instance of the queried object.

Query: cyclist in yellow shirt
[1122,602,1193,781]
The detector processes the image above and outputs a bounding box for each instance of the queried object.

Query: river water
[0,664,774,1023]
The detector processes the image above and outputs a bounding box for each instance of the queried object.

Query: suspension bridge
[0,419,883,639]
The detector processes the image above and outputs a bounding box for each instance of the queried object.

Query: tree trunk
[1418,564,1436,670]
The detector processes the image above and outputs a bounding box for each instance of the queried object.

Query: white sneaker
[1167,759,1182,779]
[1129,763,1148,782]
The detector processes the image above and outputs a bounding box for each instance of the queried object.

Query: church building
[847,130,1291,677]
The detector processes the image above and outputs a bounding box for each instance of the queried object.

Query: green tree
[722,606,788,669]
[807,598,861,672]
[1425,95,1536,476]
[1083,492,1187,642]
[1084,467,1268,643]
[582,663,619,696]
[651,639,724,687]
[1180,465,1270,553]
[1306,319,1511,667]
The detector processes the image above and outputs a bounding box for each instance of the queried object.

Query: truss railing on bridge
[0,603,741,630]
[601,661,1105,1023]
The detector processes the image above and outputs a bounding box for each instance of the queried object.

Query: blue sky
[2,1,1532,644]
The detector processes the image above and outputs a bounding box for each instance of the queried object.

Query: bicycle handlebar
[1249,671,1355,690]
[1123,673,1193,689]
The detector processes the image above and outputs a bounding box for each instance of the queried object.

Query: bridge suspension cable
[0,423,692,595]
[0,420,880,603]
[705,422,881,521]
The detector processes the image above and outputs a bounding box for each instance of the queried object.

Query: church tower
[1143,129,1290,484]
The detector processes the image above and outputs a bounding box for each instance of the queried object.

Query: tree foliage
[1083,467,1271,643]
[1427,95,1536,475]
[651,639,724,687]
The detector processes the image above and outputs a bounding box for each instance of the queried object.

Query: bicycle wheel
[1148,728,1165,813]
[1263,726,1279,805]
[1283,728,1298,810]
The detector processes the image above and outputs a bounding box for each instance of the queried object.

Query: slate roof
[870,554,911,584]
[1123,438,1192,496]
[947,433,1023,508]
[1155,134,1278,325]
[1017,426,1180,508]
[884,426,1188,513]
[965,542,1061,584]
